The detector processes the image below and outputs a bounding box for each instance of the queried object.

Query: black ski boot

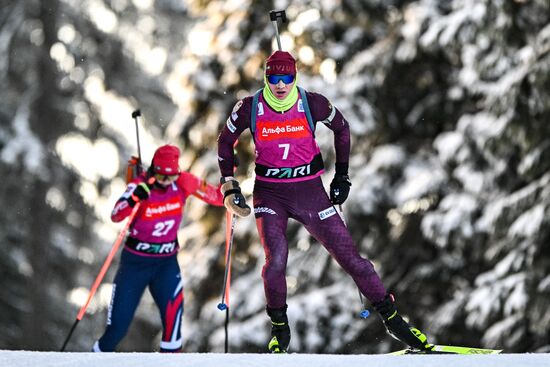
[374,294,433,351]
[267,305,291,353]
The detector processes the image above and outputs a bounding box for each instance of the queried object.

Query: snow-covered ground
[1,351,549,367]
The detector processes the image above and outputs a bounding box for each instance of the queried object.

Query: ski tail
[389,344,502,355]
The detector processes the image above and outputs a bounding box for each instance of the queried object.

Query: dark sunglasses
[154,173,179,182]
[267,74,295,84]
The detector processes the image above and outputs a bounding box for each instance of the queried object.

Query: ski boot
[374,294,433,352]
[267,305,291,353]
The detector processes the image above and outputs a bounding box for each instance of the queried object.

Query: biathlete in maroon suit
[93,145,223,352]
[217,51,433,353]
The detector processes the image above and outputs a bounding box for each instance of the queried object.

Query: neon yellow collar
[262,75,299,112]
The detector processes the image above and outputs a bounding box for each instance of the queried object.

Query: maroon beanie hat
[152,144,180,175]
[265,50,297,76]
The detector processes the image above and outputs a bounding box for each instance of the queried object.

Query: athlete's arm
[308,92,351,172]
[217,96,253,177]
[111,177,145,222]
[177,171,224,206]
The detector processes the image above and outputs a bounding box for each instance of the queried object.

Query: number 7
[278,143,290,160]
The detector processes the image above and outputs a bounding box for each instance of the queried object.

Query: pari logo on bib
[257,118,309,141]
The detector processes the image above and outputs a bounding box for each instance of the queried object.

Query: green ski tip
[389,344,502,355]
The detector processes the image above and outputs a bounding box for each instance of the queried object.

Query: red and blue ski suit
[217,89,387,309]
[93,172,223,352]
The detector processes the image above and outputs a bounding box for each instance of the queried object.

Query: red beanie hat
[265,50,297,76]
[152,144,180,175]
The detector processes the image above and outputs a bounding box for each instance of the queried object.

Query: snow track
[1,351,549,367]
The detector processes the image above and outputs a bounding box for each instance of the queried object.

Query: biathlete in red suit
[93,144,223,352]
[217,51,433,353]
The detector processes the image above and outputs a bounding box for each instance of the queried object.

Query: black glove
[128,182,151,207]
[330,174,352,205]
[221,177,251,217]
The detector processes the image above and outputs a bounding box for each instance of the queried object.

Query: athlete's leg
[295,178,431,350]
[254,181,292,352]
[94,251,151,352]
[294,179,386,302]
[149,256,184,352]
[253,184,290,309]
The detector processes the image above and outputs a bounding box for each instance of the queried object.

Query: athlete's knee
[263,254,287,278]
[346,257,377,278]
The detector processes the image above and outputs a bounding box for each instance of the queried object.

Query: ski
[389,344,502,355]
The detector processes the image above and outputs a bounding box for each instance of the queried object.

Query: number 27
[152,220,175,237]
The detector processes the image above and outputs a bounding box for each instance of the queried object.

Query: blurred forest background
[0,0,549,354]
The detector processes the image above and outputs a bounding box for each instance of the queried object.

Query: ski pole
[224,302,230,353]
[217,211,236,353]
[60,202,142,351]
[217,211,237,311]
[337,204,370,319]
[131,109,143,174]
[218,139,239,312]
[269,10,287,51]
